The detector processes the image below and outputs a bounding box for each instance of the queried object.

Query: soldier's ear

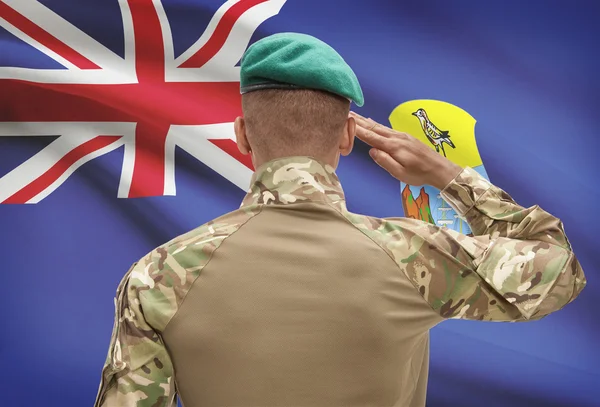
[339,116,356,156]
[234,117,251,155]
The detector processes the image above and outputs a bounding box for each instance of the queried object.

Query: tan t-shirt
[95,156,586,407]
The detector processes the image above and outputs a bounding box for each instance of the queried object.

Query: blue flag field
[0,1,598,406]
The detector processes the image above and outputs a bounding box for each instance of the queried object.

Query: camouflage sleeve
[383,167,586,322]
[94,262,177,407]
[441,167,575,249]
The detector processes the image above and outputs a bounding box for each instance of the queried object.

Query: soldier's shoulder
[165,205,262,254]
[142,205,262,268]
[340,210,440,261]
[124,205,263,330]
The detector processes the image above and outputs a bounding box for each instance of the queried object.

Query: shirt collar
[240,156,346,210]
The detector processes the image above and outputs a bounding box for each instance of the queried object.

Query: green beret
[240,32,364,107]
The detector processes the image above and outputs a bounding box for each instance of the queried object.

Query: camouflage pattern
[241,157,346,210]
[241,157,585,321]
[96,156,586,405]
[437,167,586,318]
[95,207,261,407]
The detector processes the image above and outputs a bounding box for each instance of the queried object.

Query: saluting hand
[350,111,462,190]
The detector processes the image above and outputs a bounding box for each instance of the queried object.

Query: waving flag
[0,0,277,203]
[0,1,597,406]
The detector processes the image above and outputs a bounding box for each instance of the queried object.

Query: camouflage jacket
[94,156,586,407]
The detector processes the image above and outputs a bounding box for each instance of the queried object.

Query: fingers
[350,112,388,137]
[355,123,396,151]
[350,111,380,131]
[350,112,398,150]
[369,148,406,180]
[350,111,413,144]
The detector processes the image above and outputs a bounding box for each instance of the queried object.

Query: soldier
[95,33,586,407]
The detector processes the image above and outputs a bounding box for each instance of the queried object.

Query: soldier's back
[161,194,436,407]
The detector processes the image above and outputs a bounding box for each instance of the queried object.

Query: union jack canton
[0,0,287,204]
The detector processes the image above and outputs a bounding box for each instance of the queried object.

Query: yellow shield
[389,99,489,235]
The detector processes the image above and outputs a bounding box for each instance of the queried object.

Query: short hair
[242,89,350,159]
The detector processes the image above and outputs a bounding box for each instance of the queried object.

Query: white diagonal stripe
[173,0,240,67]
[118,0,136,65]
[3,0,128,72]
[192,0,286,72]
[153,0,175,65]
[29,137,125,203]
[166,123,252,195]
[0,15,76,70]
[0,130,124,203]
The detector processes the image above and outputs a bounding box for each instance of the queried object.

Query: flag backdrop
[0,0,598,406]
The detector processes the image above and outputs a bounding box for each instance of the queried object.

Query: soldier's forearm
[440,167,572,249]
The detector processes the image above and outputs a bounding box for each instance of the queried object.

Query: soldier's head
[234,33,363,170]
[235,88,355,169]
